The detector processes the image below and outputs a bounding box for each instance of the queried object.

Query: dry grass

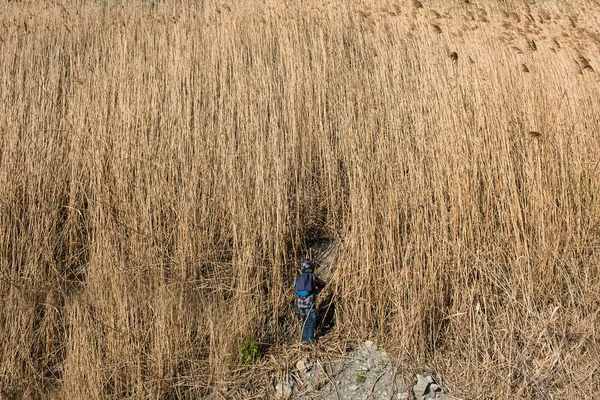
[1,0,600,398]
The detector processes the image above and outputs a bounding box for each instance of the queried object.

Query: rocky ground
[274,340,461,400]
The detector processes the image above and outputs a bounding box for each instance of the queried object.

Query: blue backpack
[295,272,314,297]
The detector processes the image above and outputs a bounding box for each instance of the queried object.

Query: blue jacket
[296,273,326,309]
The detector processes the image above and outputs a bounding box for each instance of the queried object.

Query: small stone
[414,374,430,397]
[349,384,359,391]
[382,392,388,397]
[430,383,441,392]
[397,393,410,400]
[367,358,376,370]
[364,340,378,351]
[296,358,309,374]
[275,379,294,398]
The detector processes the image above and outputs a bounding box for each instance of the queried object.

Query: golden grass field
[1,0,599,398]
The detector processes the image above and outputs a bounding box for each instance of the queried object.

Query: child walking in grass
[295,259,326,344]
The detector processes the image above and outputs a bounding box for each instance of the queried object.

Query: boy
[295,259,326,344]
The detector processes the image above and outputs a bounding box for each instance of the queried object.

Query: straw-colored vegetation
[1,0,599,398]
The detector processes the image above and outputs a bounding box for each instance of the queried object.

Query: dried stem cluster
[1,0,599,398]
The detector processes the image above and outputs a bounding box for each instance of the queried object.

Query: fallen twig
[368,370,387,399]
[317,360,340,400]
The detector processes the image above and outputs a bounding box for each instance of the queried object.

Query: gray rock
[414,374,430,397]
[275,378,294,398]
[349,384,359,391]
[367,358,376,370]
[364,340,378,351]
[355,349,368,359]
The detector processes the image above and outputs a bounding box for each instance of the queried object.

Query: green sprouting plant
[356,373,367,385]
[239,338,260,366]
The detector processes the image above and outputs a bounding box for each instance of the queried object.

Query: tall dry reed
[1,0,599,398]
